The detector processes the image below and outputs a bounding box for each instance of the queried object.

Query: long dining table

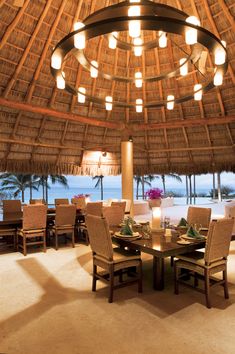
[112,227,235,291]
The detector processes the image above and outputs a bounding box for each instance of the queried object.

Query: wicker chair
[30,199,45,204]
[0,226,17,251]
[54,198,69,205]
[17,205,47,256]
[111,201,126,214]
[174,218,234,308]
[3,200,21,213]
[51,204,76,250]
[103,205,125,227]
[187,206,211,228]
[1,200,22,250]
[71,197,86,210]
[86,215,142,303]
[224,205,235,234]
[78,202,103,245]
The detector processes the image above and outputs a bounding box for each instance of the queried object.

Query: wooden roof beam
[0,98,125,130]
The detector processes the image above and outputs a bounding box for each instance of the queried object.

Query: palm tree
[38,175,69,203]
[0,173,38,202]
[161,174,182,195]
[134,175,156,199]
[92,175,104,200]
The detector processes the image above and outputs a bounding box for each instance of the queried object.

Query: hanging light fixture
[51,0,228,111]
[135,72,142,88]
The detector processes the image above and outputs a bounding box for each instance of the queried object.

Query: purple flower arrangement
[73,193,90,199]
[145,188,163,200]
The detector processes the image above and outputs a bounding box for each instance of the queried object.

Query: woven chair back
[3,200,21,213]
[103,205,125,226]
[86,202,103,216]
[111,201,126,213]
[30,199,45,205]
[225,205,235,234]
[55,205,76,226]
[55,198,69,205]
[71,197,86,210]
[205,219,234,264]
[86,215,113,261]
[187,206,211,228]
[22,205,47,230]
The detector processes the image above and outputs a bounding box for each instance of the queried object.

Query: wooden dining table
[112,226,235,291]
[0,208,85,227]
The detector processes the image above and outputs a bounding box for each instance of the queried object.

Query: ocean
[22,186,213,206]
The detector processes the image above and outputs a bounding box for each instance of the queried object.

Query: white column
[121,141,133,216]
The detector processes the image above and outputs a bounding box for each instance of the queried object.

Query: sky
[64,172,235,191]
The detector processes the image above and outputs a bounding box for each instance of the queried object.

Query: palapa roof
[0,0,235,176]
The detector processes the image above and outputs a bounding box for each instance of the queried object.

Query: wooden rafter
[0,137,233,154]
[0,0,30,50]
[0,98,124,130]
[217,0,235,33]
[3,0,53,98]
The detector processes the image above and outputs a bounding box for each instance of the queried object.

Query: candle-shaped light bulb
[133,37,142,56]
[135,72,142,88]
[105,96,113,111]
[136,98,143,113]
[194,84,202,101]
[78,87,86,103]
[185,16,200,45]
[214,40,226,65]
[73,22,85,49]
[51,52,62,69]
[108,32,118,49]
[128,6,141,38]
[56,71,65,89]
[167,95,174,110]
[90,60,98,78]
[159,31,167,48]
[179,58,188,76]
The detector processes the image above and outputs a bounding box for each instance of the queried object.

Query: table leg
[153,256,165,290]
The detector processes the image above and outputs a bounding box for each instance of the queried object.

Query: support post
[217,172,222,202]
[121,140,134,216]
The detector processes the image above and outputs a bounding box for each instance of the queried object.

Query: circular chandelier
[50,0,228,112]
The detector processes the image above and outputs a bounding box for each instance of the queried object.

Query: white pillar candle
[152,207,161,230]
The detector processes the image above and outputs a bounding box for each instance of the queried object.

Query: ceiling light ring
[73,45,198,84]
[51,1,228,110]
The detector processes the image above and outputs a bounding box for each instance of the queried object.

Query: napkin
[120,223,133,236]
[177,217,188,227]
[186,226,204,239]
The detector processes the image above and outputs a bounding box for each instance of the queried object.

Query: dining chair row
[1,204,77,256]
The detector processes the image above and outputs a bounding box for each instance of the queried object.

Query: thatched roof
[0,0,235,176]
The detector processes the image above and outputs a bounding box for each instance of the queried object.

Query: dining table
[112,225,235,291]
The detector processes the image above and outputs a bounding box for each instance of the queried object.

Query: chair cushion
[177,251,225,268]
[52,225,74,230]
[17,228,45,236]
